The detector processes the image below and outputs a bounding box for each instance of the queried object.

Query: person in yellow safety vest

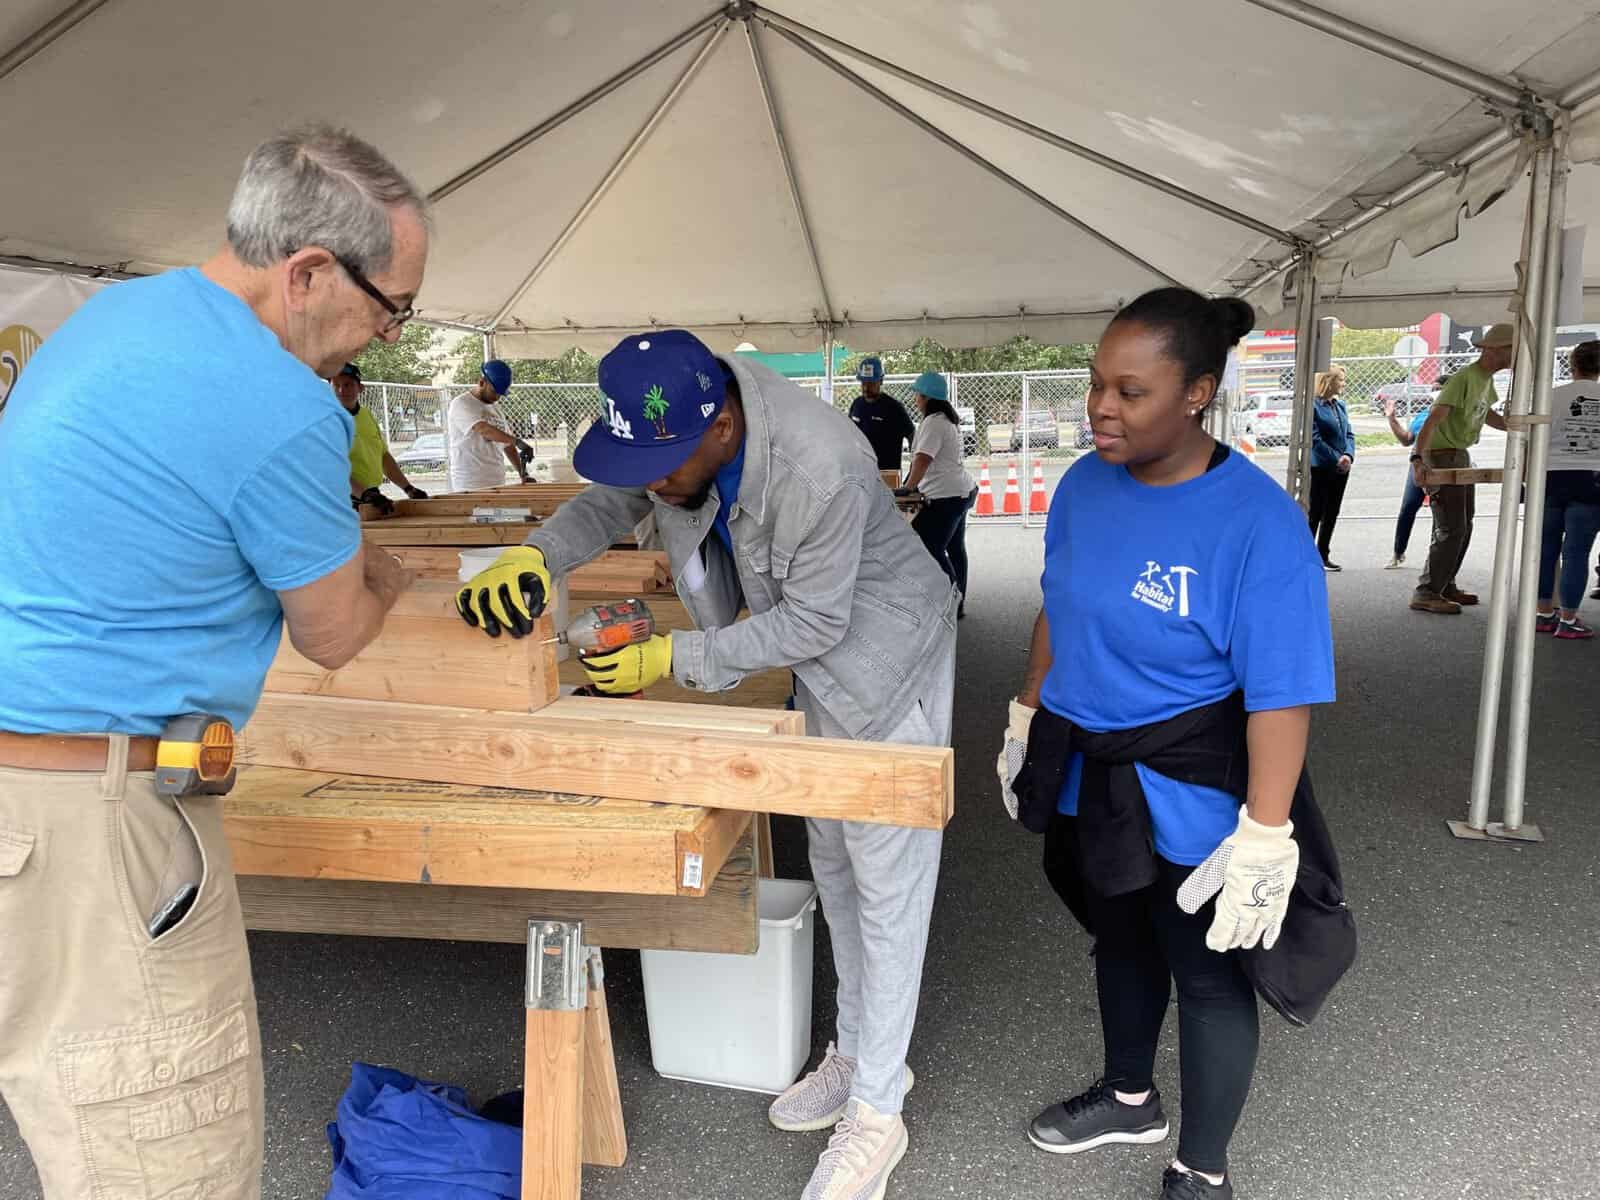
[334,362,428,515]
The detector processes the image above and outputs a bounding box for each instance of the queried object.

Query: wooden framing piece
[236,828,760,953]
[237,693,952,828]
[224,766,751,895]
[524,1004,584,1200]
[580,960,627,1169]
[264,580,559,712]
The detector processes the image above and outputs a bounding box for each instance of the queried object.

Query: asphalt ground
[4,443,1597,1200]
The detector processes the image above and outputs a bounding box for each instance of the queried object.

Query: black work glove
[358,487,395,516]
[404,485,428,500]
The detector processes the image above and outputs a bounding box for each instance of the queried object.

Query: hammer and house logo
[1131,560,1198,617]
[0,324,43,419]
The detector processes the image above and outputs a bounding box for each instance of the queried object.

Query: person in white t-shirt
[447,359,532,491]
[1536,339,1600,639]
[900,371,978,617]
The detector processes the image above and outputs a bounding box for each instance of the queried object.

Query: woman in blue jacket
[996,288,1336,1200]
[1307,365,1356,570]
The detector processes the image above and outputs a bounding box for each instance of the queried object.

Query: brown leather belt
[0,731,161,773]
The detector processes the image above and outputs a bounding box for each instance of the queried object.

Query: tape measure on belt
[154,713,237,797]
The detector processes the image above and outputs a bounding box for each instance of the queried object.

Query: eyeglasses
[335,256,415,334]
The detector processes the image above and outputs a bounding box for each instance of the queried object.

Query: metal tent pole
[1239,0,1530,109]
[821,331,835,405]
[1285,252,1319,506]
[1454,131,1552,839]
[1497,132,1569,842]
[0,0,115,85]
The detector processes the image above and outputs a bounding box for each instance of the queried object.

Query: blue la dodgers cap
[574,330,730,487]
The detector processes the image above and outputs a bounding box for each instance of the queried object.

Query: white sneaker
[800,1099,908,1200]
[1385,554,1406,569]
[768,1044,914,1132]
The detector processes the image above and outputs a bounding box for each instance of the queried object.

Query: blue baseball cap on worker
[574,330,729,487]
[481,359,513,397]
[857,356,884,383]
[912,370,948,402]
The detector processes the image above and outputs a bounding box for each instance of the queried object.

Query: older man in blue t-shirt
[0,126,427,1200]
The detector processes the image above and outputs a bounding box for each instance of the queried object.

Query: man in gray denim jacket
[457,330,956,1200]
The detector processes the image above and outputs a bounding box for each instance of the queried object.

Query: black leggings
[1085,857,1259,1176]
[912,489,977,603]
[1306,465,1349,559]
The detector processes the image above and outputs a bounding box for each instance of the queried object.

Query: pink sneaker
[1556,617,1595,640]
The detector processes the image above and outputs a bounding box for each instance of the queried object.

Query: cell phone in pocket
[147,883,199,939]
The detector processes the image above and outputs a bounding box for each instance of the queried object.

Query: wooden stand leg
[756,813,775,879]
[523,921,588,1200]
[580,952,628,1168]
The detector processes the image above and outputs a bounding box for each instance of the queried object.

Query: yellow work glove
[580,634,673,695]
[456,546,551,638]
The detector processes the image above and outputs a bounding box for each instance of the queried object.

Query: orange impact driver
[546,599,657,697]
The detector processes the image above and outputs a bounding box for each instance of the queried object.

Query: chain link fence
[366,349,1576,514]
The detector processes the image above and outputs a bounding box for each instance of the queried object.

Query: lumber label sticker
[681,852,704,890]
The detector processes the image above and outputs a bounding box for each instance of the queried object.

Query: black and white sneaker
[1026,1078,1169,1154]
[1161,1165,1234,1199]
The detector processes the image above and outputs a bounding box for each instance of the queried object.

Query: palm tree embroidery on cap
[644,385,671,438]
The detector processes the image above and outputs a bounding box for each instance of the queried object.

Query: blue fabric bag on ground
[325,1063,521,1199]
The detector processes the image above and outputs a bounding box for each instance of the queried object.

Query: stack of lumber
[246,579,954,830]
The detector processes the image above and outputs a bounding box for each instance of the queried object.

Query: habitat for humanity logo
[1131,561,1197,617]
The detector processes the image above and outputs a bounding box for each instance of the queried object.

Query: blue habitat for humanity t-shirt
[1039,450,1335,865]
[0,268,360,735]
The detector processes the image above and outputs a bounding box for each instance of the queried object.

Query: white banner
[0,265,108,419]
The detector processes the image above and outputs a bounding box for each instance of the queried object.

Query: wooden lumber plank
[581,966,628,1169]
[224,767,751,895]
[556,659,795,710]
[391,546,472,580]
[264,580,558,712]
[1420,467,1503,486]
[881,469,902,489]
[675,809,752,897]
[363,520,535,546]
[755,813,775,880]
[238,693,951,828]
[543,694,801,735]
[523,1006,584,1200]
[235,829,760,953]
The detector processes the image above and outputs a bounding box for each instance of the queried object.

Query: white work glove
[1176,806,1298,952]
[995,699,1036,820]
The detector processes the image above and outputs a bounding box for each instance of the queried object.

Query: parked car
[1372,381,1439,419]
[393,432,448,472]
[1239,390,1294,446]
[956,405,979,456]
[1009,406,1060,451]
[1075,415,1094,449]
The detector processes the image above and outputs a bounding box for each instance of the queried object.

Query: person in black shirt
[848,356,916,472]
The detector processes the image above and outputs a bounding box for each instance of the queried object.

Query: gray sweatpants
[795,633,955,1115]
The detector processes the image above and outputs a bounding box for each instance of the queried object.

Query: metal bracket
[526,920,587,1011]
[1445,819,1546,843]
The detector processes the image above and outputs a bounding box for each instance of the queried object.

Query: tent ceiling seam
[486,20,732,329]
[427,6,725,204]
[0,0,115,86]
[742,18,835,326]
[753,4,1293,247]
[761,19,1184,290]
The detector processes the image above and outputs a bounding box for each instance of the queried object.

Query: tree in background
[839,335,1093,379]
[1329,326,1412,359]
[353,323,441,384]
[448,335,598,386]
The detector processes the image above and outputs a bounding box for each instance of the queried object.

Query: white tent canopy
[4,0,1600,352]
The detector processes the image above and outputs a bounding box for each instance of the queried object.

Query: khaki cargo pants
[0,737,263,1199]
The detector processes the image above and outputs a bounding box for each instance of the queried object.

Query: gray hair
[225,124,427,275]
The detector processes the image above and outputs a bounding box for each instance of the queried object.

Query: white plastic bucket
[455,551,569,663]
[639,878,818,1094]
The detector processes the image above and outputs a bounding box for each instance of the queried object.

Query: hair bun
[1209,297,1256,348]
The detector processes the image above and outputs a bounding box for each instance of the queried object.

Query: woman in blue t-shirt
[997,288,1335,1200]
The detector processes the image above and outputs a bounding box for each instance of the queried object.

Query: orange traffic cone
[974,462,995,516]
[1002,464,1022,516]
[1028,462,1049,515]
[1237,432,1256,460]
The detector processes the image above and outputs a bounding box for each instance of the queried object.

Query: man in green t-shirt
[333,363,428,514]
[1408,324,1515,614]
